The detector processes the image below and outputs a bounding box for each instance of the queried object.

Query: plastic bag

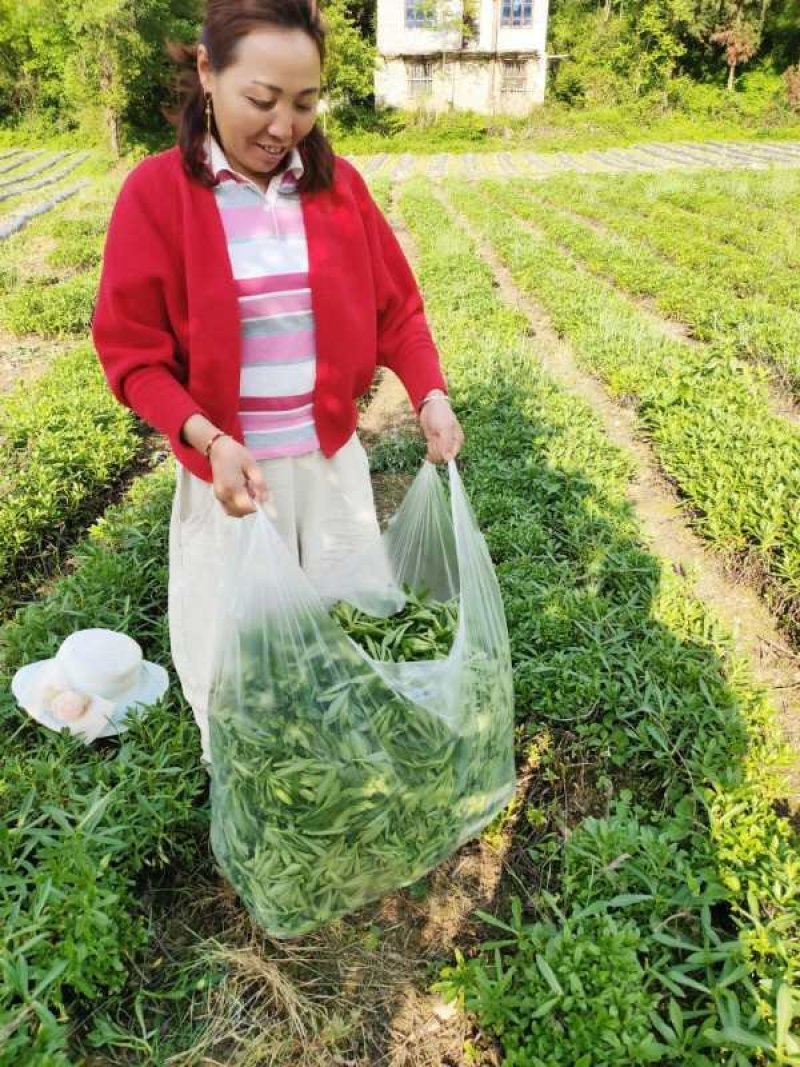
[207,460,516,938]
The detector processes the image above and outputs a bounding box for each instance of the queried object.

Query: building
[375,0,550,116]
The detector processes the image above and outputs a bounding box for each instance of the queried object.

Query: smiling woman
[196,26,321,192]
[164,0,334,194]
[91,0,462,778]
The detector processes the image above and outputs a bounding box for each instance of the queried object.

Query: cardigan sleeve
[91,160,208,442]
[347,164,447,410]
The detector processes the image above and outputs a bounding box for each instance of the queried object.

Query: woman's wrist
[180,412,226,456]
[417,389,450,416]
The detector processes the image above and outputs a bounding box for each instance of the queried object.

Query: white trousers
[167,432,383,763]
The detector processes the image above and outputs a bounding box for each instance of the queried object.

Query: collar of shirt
[204,134,304,194]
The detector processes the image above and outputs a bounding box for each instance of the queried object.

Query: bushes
[0,344,143,601]
[667,70,789,120]
[0,271,98,337]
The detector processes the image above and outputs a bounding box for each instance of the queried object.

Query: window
[405,0,436,28]
[501,0,533,26]
[407,60,433,97]
[501,60,528,92]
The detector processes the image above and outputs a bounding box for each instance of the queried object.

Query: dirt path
[429,182,800,811]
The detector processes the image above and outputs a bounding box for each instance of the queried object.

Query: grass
[327,95,800,156]
[3,90,800,163]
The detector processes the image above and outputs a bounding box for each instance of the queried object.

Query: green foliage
[330,94,800,156]
[1,271,98,336]
[0,344,144,601]
[367,429,426,473]
[331,587,458,661]
[523,169,800,375]
[43,217,107,270]
[438,904,662,1066]
[321,0,376,107]
[1,157,800,1064]
[549,0,695,101]
[452,176,800,616]
[0,0,200,150]
[210,584,509,938]
[548,0,792,103]
[398,176,800,1064]
[0,463,209,1062]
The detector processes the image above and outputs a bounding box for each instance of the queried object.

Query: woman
[91,0,463,764]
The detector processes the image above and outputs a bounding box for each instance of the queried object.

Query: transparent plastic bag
[207,460,516,938]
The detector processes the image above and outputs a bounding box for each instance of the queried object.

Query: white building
[375,0,550,116]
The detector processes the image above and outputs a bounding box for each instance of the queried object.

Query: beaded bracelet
[204,431,228,460]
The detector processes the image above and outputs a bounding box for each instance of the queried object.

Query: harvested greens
[331,588,459,662]
[208,461,516,938]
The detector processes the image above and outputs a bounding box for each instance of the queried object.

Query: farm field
[1,148,799,1065]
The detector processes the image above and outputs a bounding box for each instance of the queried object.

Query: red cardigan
[91,146,447,482]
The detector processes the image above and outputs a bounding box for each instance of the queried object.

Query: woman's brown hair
[164,0,334,194]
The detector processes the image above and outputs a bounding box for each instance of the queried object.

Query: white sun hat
[10,628,169,744]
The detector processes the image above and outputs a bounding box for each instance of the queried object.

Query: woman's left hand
[419,398,464,463]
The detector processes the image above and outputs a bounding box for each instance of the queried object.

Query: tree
[711,13,760,90]
[320,0,376,109]
[783,62,800,109]
[61,0,201,155]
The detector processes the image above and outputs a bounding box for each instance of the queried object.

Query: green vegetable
[208,592,515,938]
[330,587,458,662]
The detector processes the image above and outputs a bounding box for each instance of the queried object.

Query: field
[1,143,799,1065]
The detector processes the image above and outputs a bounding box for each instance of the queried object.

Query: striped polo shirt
[205,135,320,458]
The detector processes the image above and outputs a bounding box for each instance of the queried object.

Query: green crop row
[539,171,800,307]
[0,270,98,336]
[42,216,106,271]
[1,168,799,1064]
[652,175,800,265]
[0,178,118,335]
[395,177,800,1064]
[0,463,209,1065]
[523,176,800,392]
[451,181,800,627]
[0,344,146,610]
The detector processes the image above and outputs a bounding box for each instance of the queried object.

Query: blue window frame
[405,0,436,28]
[501,0,533,26]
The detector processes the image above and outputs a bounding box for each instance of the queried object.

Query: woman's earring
[205,92,213,138]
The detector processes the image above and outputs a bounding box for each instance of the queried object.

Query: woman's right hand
[209,436,269,518]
